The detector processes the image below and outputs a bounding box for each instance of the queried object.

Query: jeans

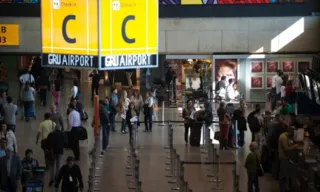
[109,113,116,131]
[50,154,63,182]
[39,88,47,106]
[7,124,16,133]
[184,123,191,143]
[101,124,110,150]
[144,110,153,131]
[238,130,245,147]
[121,118,126,132]
[248,176,260,192]
[23,101,34,120]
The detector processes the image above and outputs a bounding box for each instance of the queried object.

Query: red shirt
[285,85,294,97]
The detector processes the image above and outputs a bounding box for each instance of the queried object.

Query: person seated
[21,149,39,192]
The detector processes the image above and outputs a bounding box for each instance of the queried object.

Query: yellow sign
[0,24,19,46]
[41,0,98,55]
[100,0,158,56]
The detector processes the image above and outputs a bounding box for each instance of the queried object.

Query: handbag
[77,126,88,140]
[256,154,264,177]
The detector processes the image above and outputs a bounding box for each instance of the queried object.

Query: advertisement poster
[251,77,263,89]
[266,61,279,73]
[159,0,307,5]
[266,76,273,88]
[251,61,264,73]
[282,61,295,73]
[298,61,310,73]
[215,59,238,82]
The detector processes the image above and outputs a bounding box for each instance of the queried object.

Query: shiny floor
[11,80,279,192]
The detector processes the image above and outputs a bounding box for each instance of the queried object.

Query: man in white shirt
[272,70,282,89]
[272,71,283,110]
[19,71,35,85]
[67,105,81,160]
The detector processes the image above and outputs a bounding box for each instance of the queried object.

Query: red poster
[282,61,294,73]
[298,61,310,73]
[266,76,273,88]
[251,61,263,73]
[266,61,279,73]
[251,77,263,88]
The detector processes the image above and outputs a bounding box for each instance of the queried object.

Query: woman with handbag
[217,102,230,150]
[126,102,139,144]
[245,142,262,192]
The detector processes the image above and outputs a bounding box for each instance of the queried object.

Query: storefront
[163,54,313,103]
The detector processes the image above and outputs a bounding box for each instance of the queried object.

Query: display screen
[159,0,307,5]
[0,0,38,3]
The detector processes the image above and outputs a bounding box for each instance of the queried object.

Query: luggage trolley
[25,167,45,192]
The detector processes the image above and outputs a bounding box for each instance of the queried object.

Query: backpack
[247,112,261,133]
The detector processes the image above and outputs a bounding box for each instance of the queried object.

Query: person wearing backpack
[247,107,263,147]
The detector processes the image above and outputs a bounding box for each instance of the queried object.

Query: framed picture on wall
[251,76,264,89]
[282,61,295,73]
[298,61,310,73]
[266,61,279,73]
[251,61,264,73]
[265,76,273,88]
[288,74,295,81]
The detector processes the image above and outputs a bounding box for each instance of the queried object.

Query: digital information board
[41,0,158,70]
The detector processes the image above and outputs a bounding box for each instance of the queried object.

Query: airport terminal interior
[0,0,320,192]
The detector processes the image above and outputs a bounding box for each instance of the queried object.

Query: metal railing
[126,121,142,192]
[87,136,103,192]
[164,120,240,192]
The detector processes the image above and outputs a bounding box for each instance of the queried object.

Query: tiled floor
[11,80,279,192]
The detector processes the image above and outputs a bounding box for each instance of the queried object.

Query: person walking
[70,80,79,101]
[50,104,64,131]
[38,69,50,106]
[143,91,154,132]
[0,91,7,106]
[126,102,139,144]
[182,99,195,144]
[109,88,118,132]
[89,70,101,100]
[0,146,22,192]
[67,105,81,161]
[54,156,84,192]
[131,90,144,122]
[52,79,61,105]
[0,123,17,152]
[36,113,55,170]
[21,149,39,192]
[47,124,68,186]
[217,102,230,150]
[3,96,18,132]
[245,142,261,192]
[99,100,110,154]
[120,90,130,134]
[21,81,36,121]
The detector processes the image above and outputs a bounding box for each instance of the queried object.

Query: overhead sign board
[160,0,307,5]
[41,0,98,68]
[41,0,158,70]
[0,24,19,46]
[99,0,158,70]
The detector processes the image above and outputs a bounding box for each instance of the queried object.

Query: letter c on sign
[62,15,76,44]
[121,15,135,44]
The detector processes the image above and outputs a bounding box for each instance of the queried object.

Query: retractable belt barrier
[88,136,103,192]
[164,120,240,192]
[126,123,142,192]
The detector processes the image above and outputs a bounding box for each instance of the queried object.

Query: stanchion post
[159,101,166,126]
[164,120,171,149]
[208,147,216,178]
[211,150,222,190]
[234,120,238,148]
[168,149,177,183]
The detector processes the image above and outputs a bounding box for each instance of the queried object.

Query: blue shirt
[110,93,118,106]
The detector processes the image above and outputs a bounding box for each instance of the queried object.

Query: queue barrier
[87,136,103,192]
[126,122,142,192]
[164,120,240,192]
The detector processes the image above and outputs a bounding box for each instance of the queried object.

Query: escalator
[297,69,320,115]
